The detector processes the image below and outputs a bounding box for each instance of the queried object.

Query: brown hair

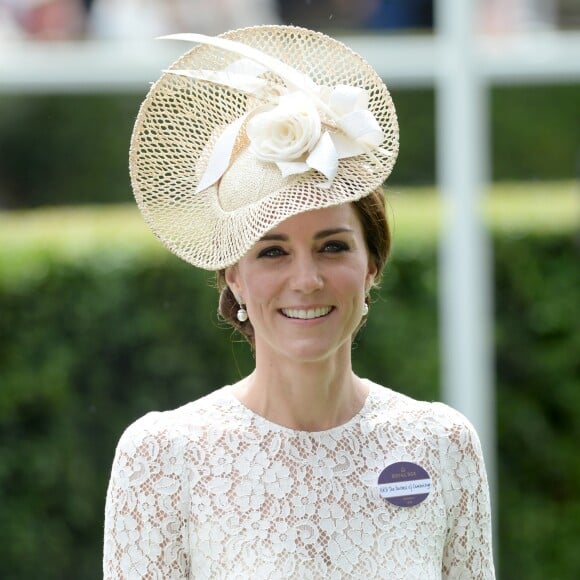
[216,187,391,346]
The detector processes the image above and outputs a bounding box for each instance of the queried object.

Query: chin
[277,338,350,365]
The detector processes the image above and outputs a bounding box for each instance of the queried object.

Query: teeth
[281,307,332,320]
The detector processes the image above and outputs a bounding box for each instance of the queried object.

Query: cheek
[330,264,369,297]
[240,270,277,305]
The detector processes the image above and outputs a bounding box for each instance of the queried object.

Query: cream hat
[130,25,398,270]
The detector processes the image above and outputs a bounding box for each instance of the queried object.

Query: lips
[281,306,333,320]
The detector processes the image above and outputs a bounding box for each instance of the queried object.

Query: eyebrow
[258,227,354,242]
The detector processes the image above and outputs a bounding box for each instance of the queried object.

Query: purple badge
[377,462,432,507]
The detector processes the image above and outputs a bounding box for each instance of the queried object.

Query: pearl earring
[235,296,248,322]
[362,301,369,316]
[237,306,248,322]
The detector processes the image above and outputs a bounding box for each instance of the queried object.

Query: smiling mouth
[281,306,333,320]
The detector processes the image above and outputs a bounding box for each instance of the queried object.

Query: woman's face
[225,203,377,364]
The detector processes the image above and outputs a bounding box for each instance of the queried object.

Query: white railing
[1,31,579,92]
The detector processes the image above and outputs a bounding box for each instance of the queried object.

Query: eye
[321,240,350,253]
[257,246,287,258]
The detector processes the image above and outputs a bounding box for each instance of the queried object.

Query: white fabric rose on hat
[247,92,322,174]
[245,91,343,183]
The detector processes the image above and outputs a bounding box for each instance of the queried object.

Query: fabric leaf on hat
[166,68,271,97]
[195,114,249,194]
[305,132,338,187]
[167,58,274,99]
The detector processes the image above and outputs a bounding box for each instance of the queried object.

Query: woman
[104,25,495,578]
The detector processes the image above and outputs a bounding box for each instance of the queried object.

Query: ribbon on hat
[160,33,391,192]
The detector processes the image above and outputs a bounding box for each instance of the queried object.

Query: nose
[289,255,323,293]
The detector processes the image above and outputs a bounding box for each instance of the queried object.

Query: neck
[233,345,368,431]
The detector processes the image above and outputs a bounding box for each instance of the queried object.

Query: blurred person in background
[480,0,558,34]
[278,0,433,31]
[88,0,279,39]
[103,25,495,579]
[0,0,86,40]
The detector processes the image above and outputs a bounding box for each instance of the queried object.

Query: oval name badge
[377,461,432,507]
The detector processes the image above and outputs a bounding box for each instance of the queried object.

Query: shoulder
[363,379,481,444]
[114,385,236,457]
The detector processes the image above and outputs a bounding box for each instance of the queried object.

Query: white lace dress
[103,380,495,579]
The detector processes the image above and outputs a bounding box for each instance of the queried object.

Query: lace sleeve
[436,405,496,579]
[103,414,190,579]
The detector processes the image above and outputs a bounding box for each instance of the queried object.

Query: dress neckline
[222,379,377,437]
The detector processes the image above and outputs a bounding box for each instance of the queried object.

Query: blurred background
[0,0,579,578]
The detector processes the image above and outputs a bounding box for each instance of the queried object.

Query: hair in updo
[216,187,391,347]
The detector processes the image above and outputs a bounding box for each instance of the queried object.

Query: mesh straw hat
[130,25,399,270]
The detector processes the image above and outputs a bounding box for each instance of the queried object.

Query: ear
[365,258,378,292]
[224,265,243,301]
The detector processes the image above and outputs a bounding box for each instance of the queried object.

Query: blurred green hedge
[0,187,579,579]
[0,83,579,208]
